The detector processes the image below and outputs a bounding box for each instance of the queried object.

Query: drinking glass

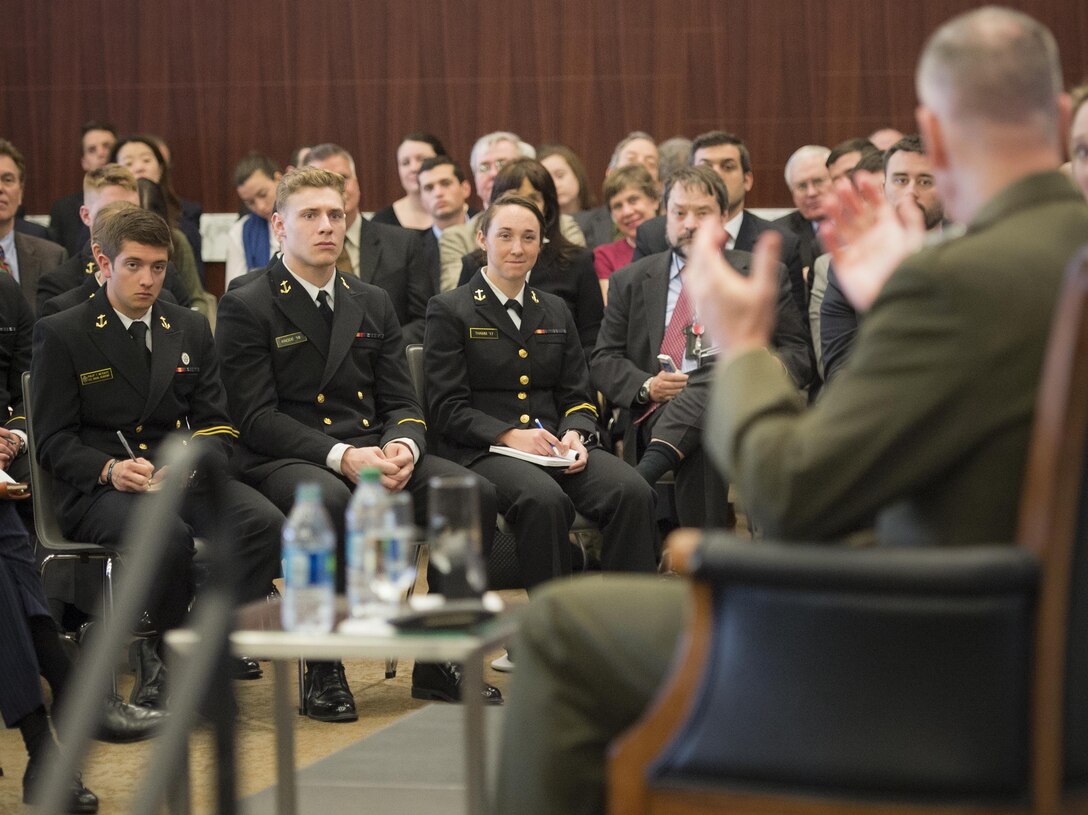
[427,475,486,599]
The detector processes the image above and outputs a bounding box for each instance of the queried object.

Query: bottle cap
[359,467,382,482]
[295,482,322,503]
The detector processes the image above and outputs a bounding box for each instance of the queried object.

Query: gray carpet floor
[241,704,505,813]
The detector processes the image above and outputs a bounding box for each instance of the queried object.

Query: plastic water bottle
[346,468,386,617]
[281,483,335,633]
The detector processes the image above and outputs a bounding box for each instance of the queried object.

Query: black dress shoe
[128,637,167,710]
[411,662,503,705]
[231,656,263,680]
[95,695,168,743]
[23,752,99,813]
[303,661,357,722]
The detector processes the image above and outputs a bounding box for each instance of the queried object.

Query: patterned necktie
[316,290,334,326]
[129,321,151,370]
[635,280,693,426]
[0,245,10,275]
[660,282,693,370]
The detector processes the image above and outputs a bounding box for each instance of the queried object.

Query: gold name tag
[80,368,113,385]
[275,332,307,349]
[469,327,499,340]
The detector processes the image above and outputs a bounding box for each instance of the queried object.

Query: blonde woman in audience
[593,164,660,303]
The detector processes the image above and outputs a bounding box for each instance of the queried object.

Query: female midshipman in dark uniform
[424,192,658,590]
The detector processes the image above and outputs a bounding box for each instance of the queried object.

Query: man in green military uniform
[493,7,1088,814]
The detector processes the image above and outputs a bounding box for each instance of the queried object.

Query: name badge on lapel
[80,368,113,385]
[469,327,499,340]
[275,332,308,349]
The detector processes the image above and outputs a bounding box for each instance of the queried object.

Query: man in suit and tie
[417,155,473,294]
[215,167,501,721]
[0,140,67,316]
[633,131,808,319]
[591,165,812,527]
[773,144,832,288]
[301,143,432,345]
[31,202,282,710]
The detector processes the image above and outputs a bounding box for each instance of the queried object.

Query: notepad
[488,445,579,467]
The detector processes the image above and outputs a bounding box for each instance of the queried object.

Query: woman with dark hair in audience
[371,132,450,229]
[136,178,217,325]
[425,192,658,596]
[457,158,603,352]
[538,144,593,216]
[110,135,204,281]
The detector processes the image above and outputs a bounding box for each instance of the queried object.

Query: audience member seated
[808,147,886,374]
[821,134,946,384]
[456,158,604,353]
[370,132,447,229]
[656,135,692,188]
[416,155,474,293]
[826,136,881,189]
[0,140,67,316]
[495,11,1088,812]
[439,131,586,291]
[773,144,831,289]
[110,136,204,284]
[592,165,811,527]
[593,164,660,302]
[539,144,610,248]
[224,151,282,287]
[214,167,501,715]
[868,126,905,150]
[36,165,192,315]
[635,130,808,320]
[299,143,432,345]
[48,121,118,257]
[143,134,205,281]
[1071,84,1088,200]
[31,202,282,711]
[425,191,658,593]
[111,134,204,280]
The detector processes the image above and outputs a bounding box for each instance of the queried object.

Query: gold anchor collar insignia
[280,279,292,294]
[473,288,486,302]
[340,275,350,289]
[530,289,539,304]
[94,314,107,328]
[84,261,97,276]
[160,315,171,330]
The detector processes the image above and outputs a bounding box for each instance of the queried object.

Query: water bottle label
[284,551,332,587]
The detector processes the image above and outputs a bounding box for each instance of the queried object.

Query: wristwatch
[637,377,654,404]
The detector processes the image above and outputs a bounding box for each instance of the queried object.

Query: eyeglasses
[476,159,508,175]
[792,177,829,194]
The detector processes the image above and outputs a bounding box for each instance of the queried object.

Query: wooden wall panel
[3,0,1087,216]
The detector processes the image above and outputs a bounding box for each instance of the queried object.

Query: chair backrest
[21,371,95,551]
[405,343,425,405]
[1016,245,1088,807]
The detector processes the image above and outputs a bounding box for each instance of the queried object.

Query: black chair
[22,371,120,692]
[607,248,1088,815]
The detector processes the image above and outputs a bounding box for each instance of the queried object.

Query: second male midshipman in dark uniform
[30,202,282,710]
[215,168,501,720]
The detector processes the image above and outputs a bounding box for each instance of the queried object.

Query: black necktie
[129,321,151,370]
[505,299,523,320]
[317,290,334,326]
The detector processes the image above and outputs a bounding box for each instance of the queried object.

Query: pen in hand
[534,419,562,457]
[116,430,138,461]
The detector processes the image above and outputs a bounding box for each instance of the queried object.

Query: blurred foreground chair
[607,247,1088,814]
